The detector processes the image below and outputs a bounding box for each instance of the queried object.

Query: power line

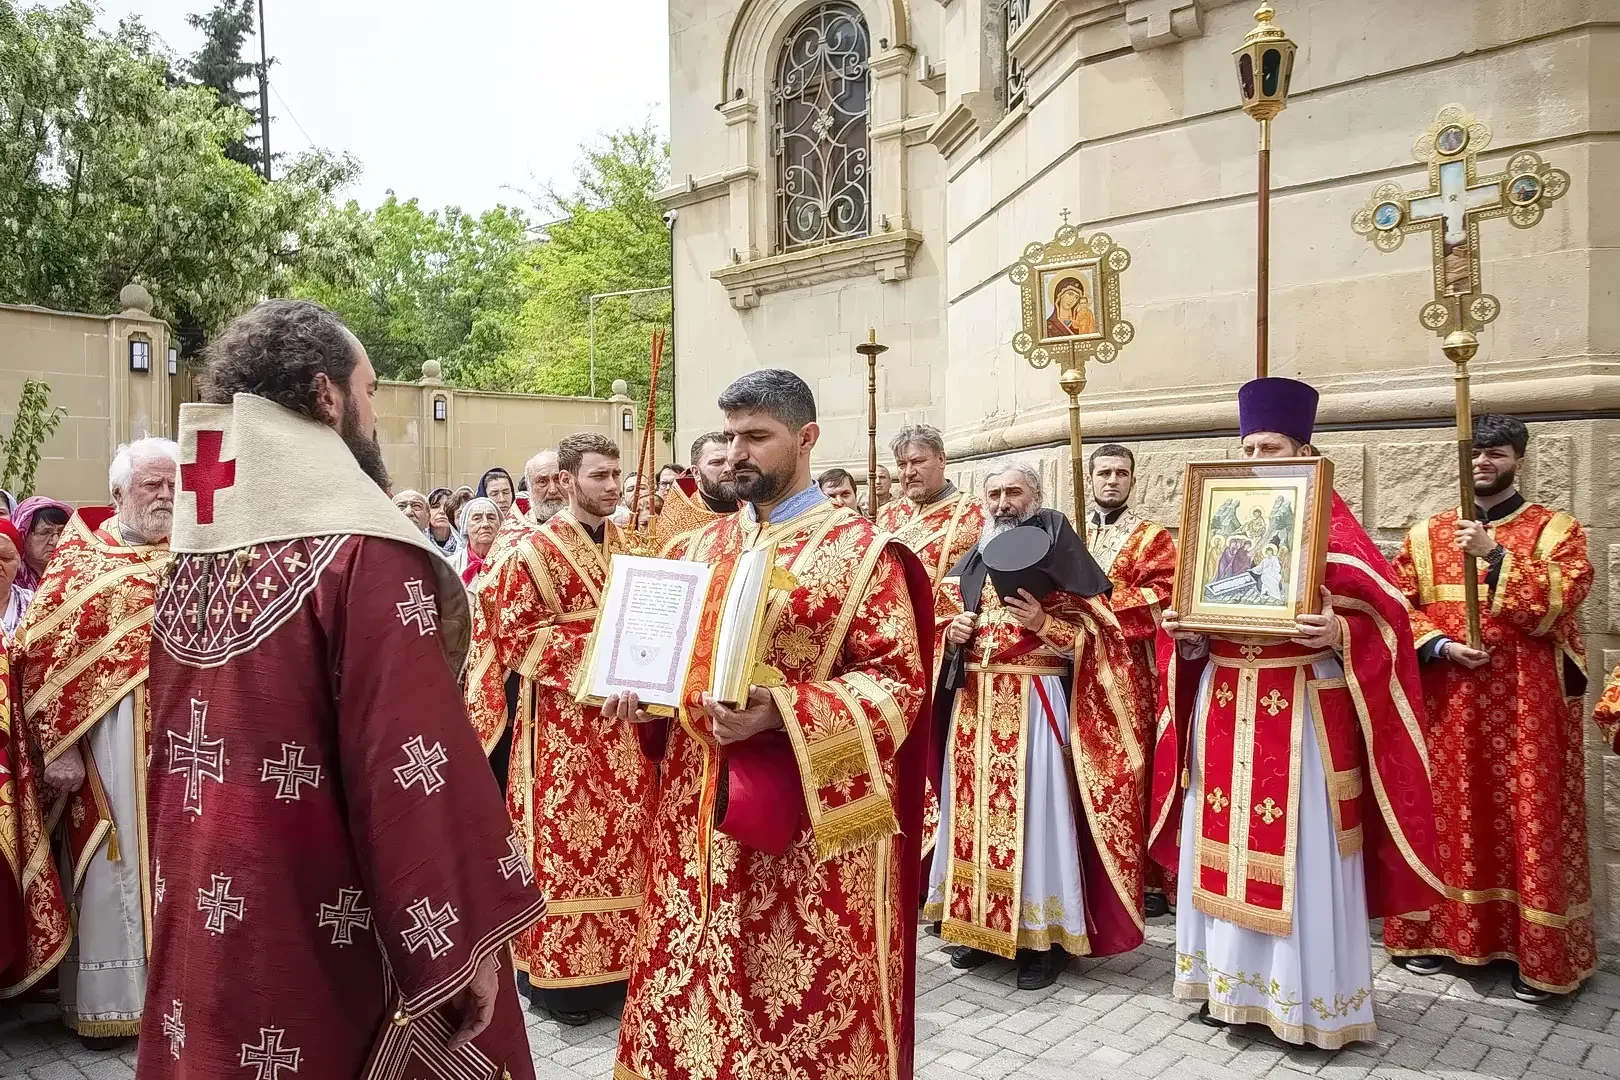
[267,81,316,149]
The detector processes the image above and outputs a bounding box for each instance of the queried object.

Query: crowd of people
[0,296,1611,1079]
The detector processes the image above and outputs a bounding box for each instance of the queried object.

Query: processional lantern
[1351,102,1570,647]
[1008,210,1136,527]
[1233,2,1296,379]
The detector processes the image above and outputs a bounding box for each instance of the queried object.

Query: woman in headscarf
[11,496,72,592]
[451,497,502,587]
[0,490,16,520]
[423,488,462,559]
[0,519,33,642]
[476,467,516,517]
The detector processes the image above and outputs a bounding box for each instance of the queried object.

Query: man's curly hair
[199,299,360,418]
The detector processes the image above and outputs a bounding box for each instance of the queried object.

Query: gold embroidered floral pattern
[1215,683,1235,707]
[1310,988,1371,1020]
[1177,950,1307,1013]
[1254,797,1283,825]
[1206,788,1230,814]
[1260,688,1288,716]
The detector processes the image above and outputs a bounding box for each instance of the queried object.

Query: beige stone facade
[0,302,639,505]
[663,2,1620,943]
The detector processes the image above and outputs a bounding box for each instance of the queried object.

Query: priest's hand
[1004,589,1047,631]
[704,687,783,745]
[1443,641,1492,670]
[1455,519,1497,558]
[1292,587,1342,650]
[944,612,978,646]
[1161,609,1207,645]
[44,748,85,795]
[446,952,500,1050]
[601,691,656,725]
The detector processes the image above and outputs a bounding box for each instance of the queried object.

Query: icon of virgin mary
[1045,275,1097,338]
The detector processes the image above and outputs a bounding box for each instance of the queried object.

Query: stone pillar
[420,360,449,491]
[106,284,172,452]
[610,380,639,468]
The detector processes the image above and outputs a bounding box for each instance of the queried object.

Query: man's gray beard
[532,498,565,522]
[697,475,737,503]
[121,507,172,545]
[977,506,1038,554]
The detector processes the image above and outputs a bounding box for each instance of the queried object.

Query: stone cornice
[710,230,925,310]
[943,367,1620,458]
[656,167,758,210]
[926,91,1003,158]
[1011,0,1231,74]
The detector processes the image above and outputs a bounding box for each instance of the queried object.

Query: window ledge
[710,230,924,310]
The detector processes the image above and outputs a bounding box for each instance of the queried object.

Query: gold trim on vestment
[69,1017,142,1038]
[842,669,906,748]
[1172,985,1378,1051]
[1491,550,1514,617]
[14,559,157,649]
[614,1064,650,1080]
[965,662,1067,677]
[524,967,630,989]
[1432,889,1593,929]
[541,894,643,916]
[1380,944,1592,994]
[1208,649,1332,670]
[551,511,610,601]
[1408,521,1435,605]
[874,835,898,1080]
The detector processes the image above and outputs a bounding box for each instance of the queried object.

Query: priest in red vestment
[0,568,70,1003]
[602,369,933,1080]
[652,431,739,546]
[1085,444,1178,916]
[1385,413,1597,1002]
[17,438,179,1045]
[1149,378,1443,1049]
[927,465,1145,990]
[876,424,983,870]
[137,299,544,1080]
[466,432,657,1026]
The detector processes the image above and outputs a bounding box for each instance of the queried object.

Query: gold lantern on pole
[1233,2,1297,379]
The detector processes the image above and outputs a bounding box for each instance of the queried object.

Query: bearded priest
[15,436,179,1046]
[136,300,544,1079]
[466,431,657,1026]
[926,463,1145,989]
[654,430,739,545]
[1085,444,1178,917]
[602,369,934,1080]
[1149,377,1444,1049]
[1385,414,1597,1002]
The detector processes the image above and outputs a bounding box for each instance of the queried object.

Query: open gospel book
[576,544,779,715]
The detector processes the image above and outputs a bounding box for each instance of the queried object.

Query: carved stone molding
[710,231,925,310]
[1124,0,1206,50]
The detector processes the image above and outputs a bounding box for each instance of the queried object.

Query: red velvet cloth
[139,536,543,1078]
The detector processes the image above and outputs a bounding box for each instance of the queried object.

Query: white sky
[89,0,670,215]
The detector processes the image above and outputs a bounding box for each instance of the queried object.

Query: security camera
[663,209,678,228]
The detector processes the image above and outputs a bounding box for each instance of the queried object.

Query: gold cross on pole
[1351,103,1571,648]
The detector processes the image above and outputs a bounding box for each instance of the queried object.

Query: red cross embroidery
[181,430,236,525]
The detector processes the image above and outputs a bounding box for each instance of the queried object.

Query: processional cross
[1352,103,1570,646]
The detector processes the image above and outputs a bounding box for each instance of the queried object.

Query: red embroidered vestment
[614,501,933,1080]
[1385,503,1597,993]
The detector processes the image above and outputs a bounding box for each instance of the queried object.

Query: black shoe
[1395,955,1444,976]
[1015,947,1064,990]
[80,1036,127,1051]
[1198,1003,1229,1029]
[949,945,995,970]
[1511,973,1553,1004]
[545,1007,592,1026]
[1144,893,1170,920]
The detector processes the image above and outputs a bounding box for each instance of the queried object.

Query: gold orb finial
[1058,367,1086,396]
[1441,329,1479,366]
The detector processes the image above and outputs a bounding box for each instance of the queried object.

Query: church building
[659,1,1618,943]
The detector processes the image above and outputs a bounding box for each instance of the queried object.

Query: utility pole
[257,0,272,181]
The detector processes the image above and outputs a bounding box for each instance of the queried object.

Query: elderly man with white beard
[16,437,180,1046]
[925,463,1150,989]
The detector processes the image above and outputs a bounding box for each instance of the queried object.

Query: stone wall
[0,293,178,505]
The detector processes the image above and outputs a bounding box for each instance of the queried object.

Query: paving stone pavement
[1,921,1616,1079]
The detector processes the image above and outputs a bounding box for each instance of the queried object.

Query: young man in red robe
[602,369,934,1080]
[17,437,179,1045]
[1385,413,1597,1002]
[1085,443,1178,917]
[1150,377,1443,1048]
[137,300,544,1079]
[466,432,657,1027]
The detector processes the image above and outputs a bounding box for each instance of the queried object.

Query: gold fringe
[1192,887,1292,937]
[70,1017,141,1038]
[105,826,120,864]
[1018,924,1091,956]
[940,919,1018,960]
[806,733,870,787]
[921,899,944,921]
[812,796,899,862]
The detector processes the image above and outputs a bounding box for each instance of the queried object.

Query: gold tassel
[105,826,121,864]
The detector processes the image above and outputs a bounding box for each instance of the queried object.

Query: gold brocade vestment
[464,510,656,990]
[614,500,930,1080]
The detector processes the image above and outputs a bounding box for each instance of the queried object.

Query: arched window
[773,2,870,252]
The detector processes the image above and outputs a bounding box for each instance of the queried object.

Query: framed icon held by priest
[1171,457,1334,638]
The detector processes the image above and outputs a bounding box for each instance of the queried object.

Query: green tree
[495,122,672,425]
[183,0,262,171]
[0,1,356,332]
[287,196,532,383]
[0,379,67,497]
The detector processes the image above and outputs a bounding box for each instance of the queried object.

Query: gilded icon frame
[1008,223,1134,373]
[1171,457,1334,639]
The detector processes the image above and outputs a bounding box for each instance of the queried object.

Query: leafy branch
[1,378,67,497]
